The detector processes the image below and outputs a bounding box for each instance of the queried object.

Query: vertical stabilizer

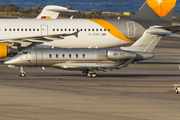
[130,0,176,21]
[36,5,77,19]
[121,27,171,53]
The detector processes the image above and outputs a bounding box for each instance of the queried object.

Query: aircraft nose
[4,59,16,65]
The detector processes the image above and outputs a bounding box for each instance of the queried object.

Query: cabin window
[76,29,79,31]
[92,29,94,31]
[29,29,31,31]
[56,54,58,58]
[25,29,27,31]
[13,29,15,31]
[21,29,23,31]
[57,29,59,31]
[69,54,71,58]
[84,29,86,31]
[76,54,78,58]
[100,29,102,31]
[62,54,65,58]
[53,29,55,31]
[83,54,85,58]
[33,29,35,31]
[37,29,39,31]
[49,54,52,58]
[69,29,71,31]
[104,29,106,31]
[80,29,83,31]
[65,29,67,31]
[61,29,63,31]
[72,29,75,31]
[108,29,110,31]
[9,29,11,31]
[17,29,19,31]
[96,29,98,31]
[88,29,90,31]
[5,29,7,31]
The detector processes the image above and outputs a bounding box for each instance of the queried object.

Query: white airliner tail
[36,5,78,19]
[121,27,172,53]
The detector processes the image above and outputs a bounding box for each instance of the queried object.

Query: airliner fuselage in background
[1,19,146,48]
[0,0,178,58]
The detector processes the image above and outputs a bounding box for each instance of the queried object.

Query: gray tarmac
[0,36,180,120]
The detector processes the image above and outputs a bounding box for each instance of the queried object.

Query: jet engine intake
[0,43,18,58]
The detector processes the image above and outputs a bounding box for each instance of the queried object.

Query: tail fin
[130,0,176,21]
[36,5,77,19]
[121,27,171,53]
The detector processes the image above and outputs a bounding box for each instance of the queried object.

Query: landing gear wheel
[176,88,179,94]
[91,73,97,78]
[19,66,26,77]
[86,73,91,77]
[19,73,26,77]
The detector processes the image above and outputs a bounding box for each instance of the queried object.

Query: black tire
[19,73,26,77]
[92,73,97,78]
[176,88,179,94]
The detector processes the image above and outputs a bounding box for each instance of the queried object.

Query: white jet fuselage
[0,19,145,48]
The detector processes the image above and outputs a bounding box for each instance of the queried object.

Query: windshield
[18,51,31,55]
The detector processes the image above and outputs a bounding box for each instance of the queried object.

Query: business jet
[0,0,179,59]
[4,26,172,77]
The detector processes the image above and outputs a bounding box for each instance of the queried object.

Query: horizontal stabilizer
[158,25,180,33]
[46,7,78,12]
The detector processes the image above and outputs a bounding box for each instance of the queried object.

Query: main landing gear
[19,66,26,77]
[85,70,97,78]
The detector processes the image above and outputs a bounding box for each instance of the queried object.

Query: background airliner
[0,0,179,59]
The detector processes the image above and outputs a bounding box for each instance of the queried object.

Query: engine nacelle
[0,43,17,58]
[106,50,136,60]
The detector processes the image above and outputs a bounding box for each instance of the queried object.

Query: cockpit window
[18,51,31,55]
[23,51,31,54]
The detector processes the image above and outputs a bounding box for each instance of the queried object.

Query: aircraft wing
[2,31,79,43]
[54,64,121,72]
[53,58,134,72]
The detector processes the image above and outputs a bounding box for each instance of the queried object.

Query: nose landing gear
[19,66,26,77]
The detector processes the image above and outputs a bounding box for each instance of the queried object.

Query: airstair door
[41,25,48,35]
[127,22,135,38]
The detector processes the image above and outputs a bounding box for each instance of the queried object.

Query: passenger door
[127,22,135,38]
[41,25,48,35]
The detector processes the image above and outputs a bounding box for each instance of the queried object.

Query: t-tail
[121,26,173,53]
[130,0,176,21]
